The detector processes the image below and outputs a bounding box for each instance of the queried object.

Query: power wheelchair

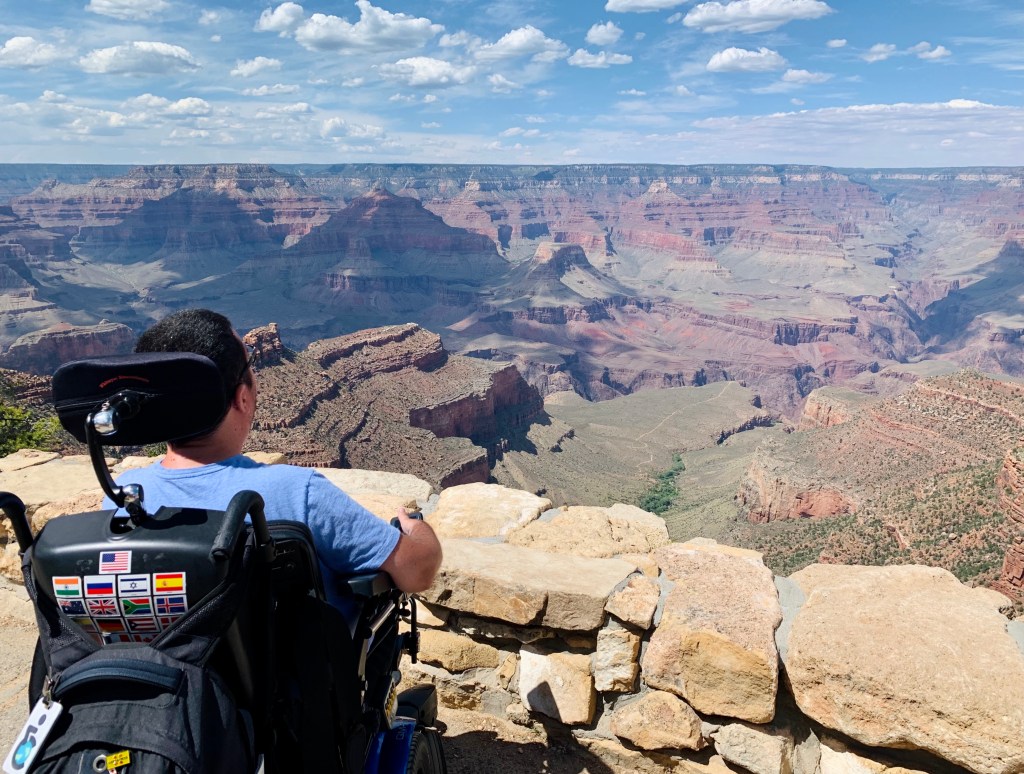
[0,352,446,773]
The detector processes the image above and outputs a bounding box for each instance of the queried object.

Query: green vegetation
[0,402,62,456]
[638,454,685,515]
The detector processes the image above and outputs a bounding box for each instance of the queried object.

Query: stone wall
[2,453,1023,773]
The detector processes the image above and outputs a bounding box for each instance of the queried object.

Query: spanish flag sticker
[152,572,186,595]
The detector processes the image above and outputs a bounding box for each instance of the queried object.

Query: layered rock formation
[995,447,1024,599]
[244,322,543,488]
[0,321,134,374]
[2,453,1022,773]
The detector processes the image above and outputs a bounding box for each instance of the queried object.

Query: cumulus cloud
[475,26,568,63]
[606,0,687,12]
[40,90,68,103]
[293,1,442,53]
[707,46,786,72]
[256,2,305,36]
[256,102,311,115]
[242,83,300,96]
[586,22,624,46]
[673,84,693,96]
[826,38,846,48]
[862,43,896,63]
[782,68,831,84]
[619,88,647,96]
[489,73,522,93]
[199,10,223,26]
[439,31,479,48]
[87,0,169,20]
[379,56,474,87]
[911,42,951,60]
[0,36,62,68]
[320,115,384,139]
[684,0,833,33]
[79,42,200,75]
[342,77,365,87]
[231,56,282,77]
[122,93,211,116]
[568,49,633,68]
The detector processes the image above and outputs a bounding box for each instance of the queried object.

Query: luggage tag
[2,697,63,773]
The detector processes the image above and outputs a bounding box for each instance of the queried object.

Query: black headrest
[53,353,228,445]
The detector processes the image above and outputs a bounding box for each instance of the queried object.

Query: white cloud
[168,128,209,139]
[389,93,415,103]
[862,43,896,63]
[826,38,846,48]
[258,102,311,115]
[293,1,442,53]
[568,49,633,68]
[500,126,540,137]
[525,115,546,123]
[242,83,300,96]
[0,37,62,68]
[210,35,222,43]
[423,94,437,103]
[667,12,684,23]
[475,26,568,63]
[586,22,624,46]
[489,73,522,93]
[320,115,385,139]
[912,42,951,60]
[619,88,647,96]
[379,56,474,87]
[684,0,833,33]
[199,10,222,26]
[256,2,305,36]
[40,90,67,103]
[79,42,200,75]
[87,0,169,20]
[122,93,211,117]
[782,68,830,84]
[673,84,693,96]
[439,31,480,48]
[606,0,687,12]
[231,56,282,77]
[791,97,804,105]
[421,121,441,128]
[342,77,365,87]
[164,97,212,116]
[563,147,581,156]
[707,46,786,72]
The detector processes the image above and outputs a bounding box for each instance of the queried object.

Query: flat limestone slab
[421,538,636,631]
[787,564,1024,774]
[316,468,433,502]
[426,483,550,539]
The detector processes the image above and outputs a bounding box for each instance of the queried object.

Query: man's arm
[381,509,443,593]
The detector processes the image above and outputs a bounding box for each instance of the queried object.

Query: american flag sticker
[58,599,88,617]
[98,550,131,574]
[52,576,82,598]
[155,595,188,616]
[152,572,186,595]
[87,598,120,618]
[117,574,150,596]
[121,597,153,617]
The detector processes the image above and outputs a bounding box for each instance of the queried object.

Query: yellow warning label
[106,750,131,769]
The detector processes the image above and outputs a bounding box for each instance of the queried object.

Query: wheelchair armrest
[342,572,396,599]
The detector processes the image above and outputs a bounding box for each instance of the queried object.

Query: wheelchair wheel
[405,727,446,774]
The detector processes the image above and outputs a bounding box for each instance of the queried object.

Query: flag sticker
[152,572,186,595]
[52,576,82,598]
[58,599,88,617]
[87,598,120,618]
[117,574,150,597]
[96,618,128,634]
[155,595,188,616]
[127,617,159,633]
[99,550,131,574]
[121,598,153,618]
[132,632,159,643]
[104,632,134,644]
[157,615,180,629]
[69,616,97,632]
[84,576,115,597]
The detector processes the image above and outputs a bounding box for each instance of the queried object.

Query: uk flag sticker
[86,598,120,618]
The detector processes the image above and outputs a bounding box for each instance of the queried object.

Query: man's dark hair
[136,309,252,404]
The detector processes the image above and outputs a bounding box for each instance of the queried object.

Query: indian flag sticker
[52,576,82,598]
[152,572,186,595]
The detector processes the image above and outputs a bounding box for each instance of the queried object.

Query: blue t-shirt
[105,455,400,610]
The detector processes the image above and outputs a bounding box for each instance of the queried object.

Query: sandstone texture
[609,690,705,752]
[506,503,669,557]
[426,482,550,539]
[787,563,1024,774]
[605,574,661,630]
[518,645,595,725]
[418,629,500,672]
[710,723,793,774]
[642,542,782,723]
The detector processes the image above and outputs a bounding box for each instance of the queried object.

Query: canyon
[0,164,1020,419]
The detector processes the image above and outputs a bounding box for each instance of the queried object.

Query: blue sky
[1,0,1023,167]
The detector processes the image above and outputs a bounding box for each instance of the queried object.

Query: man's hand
[381,507,443,593]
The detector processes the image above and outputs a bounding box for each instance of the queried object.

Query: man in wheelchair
[0,309,447,774]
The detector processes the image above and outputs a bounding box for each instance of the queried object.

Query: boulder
[711,722,793,774]
[609,690,705,751]
[317,467,433,503]
[641,542,782,723]
[426,482,549,539]
[605,574,661,630]
[420,539,635,630]
[507,503,669,557]
[787,564,1024,774]
[817,735,929,774]
[518,645,595,725]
